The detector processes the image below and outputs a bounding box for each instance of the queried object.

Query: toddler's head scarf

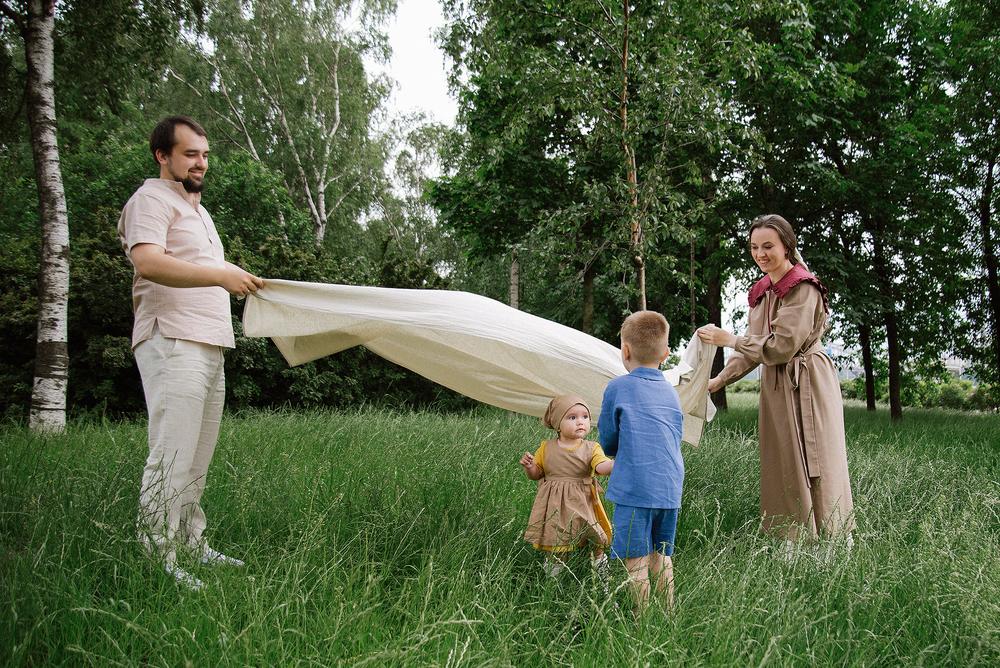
[542,394,591,430]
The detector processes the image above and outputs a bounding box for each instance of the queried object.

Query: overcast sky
[382,0,457,125]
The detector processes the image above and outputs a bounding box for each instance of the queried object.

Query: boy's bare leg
[649,552,674,610]
[623,555,651,611]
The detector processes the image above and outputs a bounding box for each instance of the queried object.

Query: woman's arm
[710,351,759,390]
[732,284,821,366]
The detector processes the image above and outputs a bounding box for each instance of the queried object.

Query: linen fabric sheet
[242,280,717,445]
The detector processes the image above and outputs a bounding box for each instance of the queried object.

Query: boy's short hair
[620,310,670,365]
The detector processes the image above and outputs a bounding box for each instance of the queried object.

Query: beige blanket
[242,279,716,445]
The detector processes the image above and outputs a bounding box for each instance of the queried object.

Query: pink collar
[748,263,829,311]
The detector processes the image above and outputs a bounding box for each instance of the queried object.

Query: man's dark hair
[149,116,207,164]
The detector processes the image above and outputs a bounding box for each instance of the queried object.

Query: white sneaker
[773,539,798,563]
[164,562,204,590]
[198,545,245,567]
[592,553,610,574]
[542,558,564,578]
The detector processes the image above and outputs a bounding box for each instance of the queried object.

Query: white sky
[382,0,457,125]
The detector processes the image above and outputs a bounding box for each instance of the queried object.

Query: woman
[697,214,854,548]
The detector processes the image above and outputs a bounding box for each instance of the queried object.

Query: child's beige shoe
[542,557,564,578]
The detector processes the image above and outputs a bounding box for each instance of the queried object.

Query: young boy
[599,310,684,612]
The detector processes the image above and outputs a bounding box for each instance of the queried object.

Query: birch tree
[171,0,391,246]
[0,0,68,432]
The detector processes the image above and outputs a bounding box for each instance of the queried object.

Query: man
[118,116,264,589]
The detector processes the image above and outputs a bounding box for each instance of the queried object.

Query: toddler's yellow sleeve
[590,442,611,475]
[534,440,547,474]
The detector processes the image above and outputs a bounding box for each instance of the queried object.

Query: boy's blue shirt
[599,366,684,509]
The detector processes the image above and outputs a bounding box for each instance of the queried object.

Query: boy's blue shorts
[609,505,679,559]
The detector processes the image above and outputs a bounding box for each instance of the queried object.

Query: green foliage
[726,379,761,394]
[0,0,471,420]
[949,0,1000,387]
[0,135,471,420]
[841,375,997,412]
[436,0,776,340]
[1,400,998,664]
[737,0,972,413]
[162,0,394,246]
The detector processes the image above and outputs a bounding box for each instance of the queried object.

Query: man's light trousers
[134,330,225,563]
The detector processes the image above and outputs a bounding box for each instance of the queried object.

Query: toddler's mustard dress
[524,438,612,552]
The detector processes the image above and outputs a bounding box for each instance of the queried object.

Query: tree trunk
[619,1,645,310]
[885,310,902,421]
[509,247,519,310]
[582,262,595,334]
[706,265,727,410]
[22,0,69,432]
[689,236,696,331]
[858,323,876,411]
[979,152,1000,385]
[872,223,902,421]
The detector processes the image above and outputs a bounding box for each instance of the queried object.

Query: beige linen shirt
[118,178,235,349]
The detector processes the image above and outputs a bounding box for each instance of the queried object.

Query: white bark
[22,0,69,432]
[241,39,346,245]
[509,248,519,310]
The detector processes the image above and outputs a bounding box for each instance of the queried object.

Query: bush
[728,379,760,394]
[840,375,995,412]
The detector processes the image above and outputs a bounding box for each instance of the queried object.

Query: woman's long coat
[717,282,854,540]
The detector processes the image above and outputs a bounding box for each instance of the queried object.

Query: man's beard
[167,164,205,193]
[180,176,204,193]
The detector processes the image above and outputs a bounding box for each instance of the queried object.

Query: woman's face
[749,226,788,274]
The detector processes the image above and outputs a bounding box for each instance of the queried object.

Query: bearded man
[118,116,264,589]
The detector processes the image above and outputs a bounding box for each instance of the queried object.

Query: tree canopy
[0,0,995,421]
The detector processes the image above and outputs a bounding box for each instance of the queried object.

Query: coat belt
[785,342,826,480]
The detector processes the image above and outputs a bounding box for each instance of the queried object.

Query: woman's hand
[697,324,738,349]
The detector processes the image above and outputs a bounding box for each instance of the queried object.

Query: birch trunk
[23,0,69,432]
[508,247,519,310]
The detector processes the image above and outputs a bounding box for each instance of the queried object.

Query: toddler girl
[520,395,614,576]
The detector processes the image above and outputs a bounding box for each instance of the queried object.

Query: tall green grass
[2,396,998,665]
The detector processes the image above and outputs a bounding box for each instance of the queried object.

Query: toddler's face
[559,405,591,440]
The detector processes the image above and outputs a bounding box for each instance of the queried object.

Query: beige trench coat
[717,282,854,540]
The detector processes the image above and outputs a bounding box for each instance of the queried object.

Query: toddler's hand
[519,452,535,469]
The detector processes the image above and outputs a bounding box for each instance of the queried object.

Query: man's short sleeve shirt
[117,178,234,349]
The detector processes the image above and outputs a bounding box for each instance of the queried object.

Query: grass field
[2,395,998,666]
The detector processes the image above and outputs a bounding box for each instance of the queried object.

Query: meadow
[1,395,998,666]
